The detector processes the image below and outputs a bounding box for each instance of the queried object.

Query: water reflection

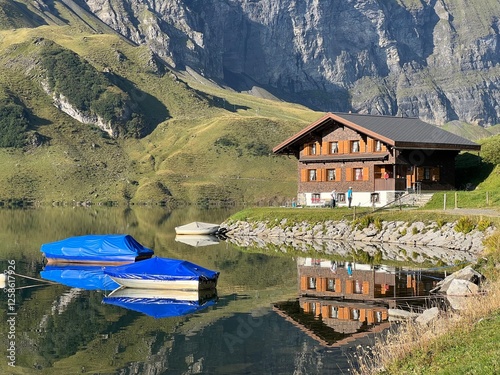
[103,288,218,318]
[272,257,447,348]
[0,207,458,374]
[40,264,120,290]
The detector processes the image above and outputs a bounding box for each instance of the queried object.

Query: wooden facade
[273,113,481,207]
[297,258,441,304]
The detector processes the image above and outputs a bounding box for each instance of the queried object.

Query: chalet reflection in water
[274,258,445,347]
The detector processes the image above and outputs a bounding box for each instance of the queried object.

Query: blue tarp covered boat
[102,288,217,318]
[41,234,154,264]
[104,256,219,290]
[40,264,120,291]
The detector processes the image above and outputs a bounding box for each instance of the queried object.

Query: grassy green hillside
[0,25,319,206]
[0,8,498,206]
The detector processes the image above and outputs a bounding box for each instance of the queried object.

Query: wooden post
[443,193,446,211]
[455,192,458,209]
[353,206,356,220]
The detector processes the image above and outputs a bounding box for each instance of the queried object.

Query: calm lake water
[0,207,449,375]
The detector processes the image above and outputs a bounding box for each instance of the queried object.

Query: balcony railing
[374,178,406,191]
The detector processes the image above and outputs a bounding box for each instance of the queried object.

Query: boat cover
[40,234,154,262]
[103,256,219,281]
[40,265,120,291]
[102,295,217,318]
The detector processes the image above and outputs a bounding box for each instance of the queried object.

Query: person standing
[347,187,353,208]
[330,189,337,208]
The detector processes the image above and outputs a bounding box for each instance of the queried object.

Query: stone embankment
[223,218,492,252]
[221,218,495,264]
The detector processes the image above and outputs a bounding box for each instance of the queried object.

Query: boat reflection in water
[274,257,446,347]
[40,264,120,291]
[102,288,218,319]
[175,234,220,247]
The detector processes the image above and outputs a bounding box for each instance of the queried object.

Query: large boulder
[430,265,484,294]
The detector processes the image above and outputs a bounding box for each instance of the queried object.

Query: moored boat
[175,221,220,235]
[40,234,154,265]
[103,256,219,290]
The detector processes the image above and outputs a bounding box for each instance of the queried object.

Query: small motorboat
[103,256,219,290]
[102,287,217,319]
[40,234,154,265]
[40,264,120,291]
[175,221,220,235]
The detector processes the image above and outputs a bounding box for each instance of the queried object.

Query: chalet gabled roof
[273,112,481,154]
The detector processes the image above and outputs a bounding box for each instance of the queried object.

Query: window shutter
[367,138,374,152]
[300,276,308,290]
[336,168,342,181]
[319,169,326,182]
[363,281,370,295]
[338,141,344,154]
[360,139,366,152]
[321,306,329,317]
[300,169,308,182]
[322,141,329,155]
[363,167,369,181]
[346,168,353,181]
[335,279,342,293]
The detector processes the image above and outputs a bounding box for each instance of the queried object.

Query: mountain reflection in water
[0,207,457,374]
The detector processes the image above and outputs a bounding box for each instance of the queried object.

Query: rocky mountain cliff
[62,0,499,126]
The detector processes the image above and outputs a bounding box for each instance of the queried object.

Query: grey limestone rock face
[79,0,500,125]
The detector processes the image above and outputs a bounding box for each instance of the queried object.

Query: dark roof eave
[393,142,481,151]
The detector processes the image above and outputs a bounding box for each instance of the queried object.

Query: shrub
[0,100,29,148]
[436,218,446,228]
[480,135,500,165]
[412,226,419,235]
[454,216,475,234]
[477,219,492,232]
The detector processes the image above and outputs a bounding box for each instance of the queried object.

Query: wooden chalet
[273,112,481,207]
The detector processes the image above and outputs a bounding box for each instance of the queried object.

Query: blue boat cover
[40,265,120,291]
[104,256,219,281]
[102,295,217,318]
[40,234,154,262]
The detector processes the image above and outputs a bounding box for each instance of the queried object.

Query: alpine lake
[0,206,454,375]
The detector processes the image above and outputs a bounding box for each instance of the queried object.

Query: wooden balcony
[374,178,406,191]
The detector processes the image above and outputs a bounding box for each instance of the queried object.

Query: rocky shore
[221,218,495,264]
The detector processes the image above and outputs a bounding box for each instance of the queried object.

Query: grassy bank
[354,276,500,374]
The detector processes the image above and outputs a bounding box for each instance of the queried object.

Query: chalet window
[330,142,339,154]
[308,169,317,181]
[308,277,317,289]
[329,306,338,318]
[355,280,363,294]
[327,169,336,181]
[351,140,360,153]
[311,193,321,204]
[424,167,431,180]
[337,193,346,202]
[310,143,317,155]
[375,140,382,152]
[352,308,360,320]
[354,168,363,181]
[327,278,336,292]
